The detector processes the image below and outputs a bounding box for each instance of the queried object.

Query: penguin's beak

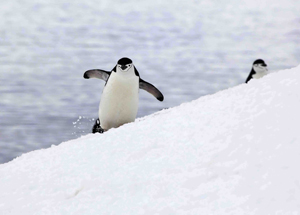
[120,65,127,70]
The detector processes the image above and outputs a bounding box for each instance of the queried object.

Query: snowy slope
[0,66,300,214]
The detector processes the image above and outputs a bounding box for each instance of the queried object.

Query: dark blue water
[1,0,300,163]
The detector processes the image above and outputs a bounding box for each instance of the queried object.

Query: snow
[1,66,300,214]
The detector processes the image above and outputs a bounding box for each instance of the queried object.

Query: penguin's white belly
[99,74,139,130]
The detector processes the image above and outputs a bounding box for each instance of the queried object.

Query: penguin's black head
[253,59,267,67]
[118,57,132,65]
[117,57,133,71]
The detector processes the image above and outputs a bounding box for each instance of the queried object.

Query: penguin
[245,59,268,83]
[84,57,164,132]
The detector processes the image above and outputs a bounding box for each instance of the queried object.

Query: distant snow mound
[1,65,300,214]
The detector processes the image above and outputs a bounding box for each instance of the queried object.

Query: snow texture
[0,66,300,214]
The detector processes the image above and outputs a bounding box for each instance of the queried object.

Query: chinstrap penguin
[245,59,268,83]
[84,57,164,133]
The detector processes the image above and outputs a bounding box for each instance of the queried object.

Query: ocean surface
[1,0,300,164]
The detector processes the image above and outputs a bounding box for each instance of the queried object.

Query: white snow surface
[1,66,300,215]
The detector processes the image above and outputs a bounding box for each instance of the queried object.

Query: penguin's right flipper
[84,69,111,81]
[139,79,164,101]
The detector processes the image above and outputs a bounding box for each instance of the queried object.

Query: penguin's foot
[92,118,104,134]
[92,126,104,133]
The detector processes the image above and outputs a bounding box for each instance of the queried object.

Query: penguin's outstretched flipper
[84,69,111,81]
[139,78,164,101]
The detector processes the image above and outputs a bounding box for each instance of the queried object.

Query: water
[1,0,300,164]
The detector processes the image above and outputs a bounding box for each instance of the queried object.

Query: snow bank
[1,66,300,214]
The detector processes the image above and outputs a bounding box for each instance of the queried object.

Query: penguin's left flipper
[139,79,164,101]
[84,69,111,81]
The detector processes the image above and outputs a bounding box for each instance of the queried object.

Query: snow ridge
[0,66,300,214]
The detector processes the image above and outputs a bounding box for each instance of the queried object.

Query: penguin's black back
[245,69,256,83]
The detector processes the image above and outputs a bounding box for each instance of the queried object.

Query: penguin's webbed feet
[92,126,104,134]
[92,118,104,134]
